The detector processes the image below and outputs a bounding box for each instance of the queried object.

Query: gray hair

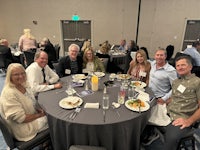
[34,50,48,61]
[68,44,80,52]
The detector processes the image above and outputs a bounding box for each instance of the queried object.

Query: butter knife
[103,110,106,122]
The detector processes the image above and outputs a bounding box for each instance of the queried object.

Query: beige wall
[0,0,200,57]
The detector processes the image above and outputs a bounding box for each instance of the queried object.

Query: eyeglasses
[11,72,26,77]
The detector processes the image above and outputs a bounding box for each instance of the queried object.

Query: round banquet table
[38,74,154,150]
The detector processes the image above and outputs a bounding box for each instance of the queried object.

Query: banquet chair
[24,51,36,67]
[0,52,7,72]
[0,115,51,150]
[69,145,107,150]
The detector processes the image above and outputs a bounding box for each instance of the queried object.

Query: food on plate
[73,74,86,80]
[62,99,80,106]
[132,81,141,87]
[127,99,145,108]
[118,74,130,80]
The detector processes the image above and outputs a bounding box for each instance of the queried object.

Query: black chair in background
[24,51,36,67]
[52,44,60,70]
[0,52,7,72]
[0,115,51,150]
[54,44,60,61]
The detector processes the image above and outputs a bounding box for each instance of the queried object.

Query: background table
[38,75,153,150]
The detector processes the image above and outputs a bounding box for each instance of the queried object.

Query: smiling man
[164,55,200,150]
[56,43,83,77]
[26,51,62,95]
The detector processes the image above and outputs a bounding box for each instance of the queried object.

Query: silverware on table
[103,110,106,122]
[69,107,81,120]
[112,105,120,118]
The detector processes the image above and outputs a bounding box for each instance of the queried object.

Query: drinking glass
[102,94,109,109]
[128,87,134,100]
[118,91,125,104]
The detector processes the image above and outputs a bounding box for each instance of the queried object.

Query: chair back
[0,115,15,149]
[24,51,36,67]
[0,52,6,69]
[54,44,60,60]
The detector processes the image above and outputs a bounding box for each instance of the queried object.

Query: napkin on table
[84,103,99,109]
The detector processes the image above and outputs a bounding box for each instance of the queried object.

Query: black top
[56,55,83,77]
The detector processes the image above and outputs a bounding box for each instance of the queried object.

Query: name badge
[177,84,186,93]
[65,69,71,74]
[139,71,147,77]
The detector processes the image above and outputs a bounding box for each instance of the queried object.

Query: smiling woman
[0,63,48,142]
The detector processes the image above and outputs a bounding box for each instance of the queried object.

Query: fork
[112,105,120,117]
[70,107,81,120]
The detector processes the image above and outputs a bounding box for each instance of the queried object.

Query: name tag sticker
[177,84,186,93]
[65,69,71,74]
[139,71,147,77]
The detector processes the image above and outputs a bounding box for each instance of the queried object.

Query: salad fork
[70,107,81,120]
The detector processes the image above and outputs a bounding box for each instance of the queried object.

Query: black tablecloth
[38,75,154,150]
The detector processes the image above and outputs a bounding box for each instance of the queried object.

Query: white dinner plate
[59,96,83,109]
[125,99,150,112]
[94,72,105,78]
[130,81,147,88]
[116,74,131,80]
[72,74,87,80]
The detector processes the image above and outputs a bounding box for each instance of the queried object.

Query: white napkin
[112,102,120,108]
[84,103,99,109]
[65,89,76,95]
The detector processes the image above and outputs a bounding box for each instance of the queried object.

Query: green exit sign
[72,15,80,21]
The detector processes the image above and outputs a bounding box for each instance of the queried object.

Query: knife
[103,110,106,122]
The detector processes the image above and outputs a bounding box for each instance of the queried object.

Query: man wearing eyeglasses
[56,43,83,77]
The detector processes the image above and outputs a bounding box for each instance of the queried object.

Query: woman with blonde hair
[83,47,105,73]
[0,63,48,142]
[127,49,151,84]
[18,28,37,52]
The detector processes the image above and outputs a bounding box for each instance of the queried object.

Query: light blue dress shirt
[149,61,177,101]
[184,47,200,66]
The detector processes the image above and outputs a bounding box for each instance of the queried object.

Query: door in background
[182,20,200,50]
[61,20,91,56]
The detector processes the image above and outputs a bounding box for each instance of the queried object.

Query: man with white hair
[56,43,83,77]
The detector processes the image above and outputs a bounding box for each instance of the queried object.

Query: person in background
[0,39,19,69]
[40,37,56,69]
[26,51,62,95]
[127,49,151,84]
[126,40,138,52]
[0,63,48,142]
[164,55,200,150]
[81,39,91,53]
[18,28,37,52]
[83,47,105,73]
[56,44,83,77]
[118,39,127,51]
[183,41,200,66]
[99,41,111,54]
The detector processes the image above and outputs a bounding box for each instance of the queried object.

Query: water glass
[102,94,109,109]
[128,87,134,100]
[118,92,125,104]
